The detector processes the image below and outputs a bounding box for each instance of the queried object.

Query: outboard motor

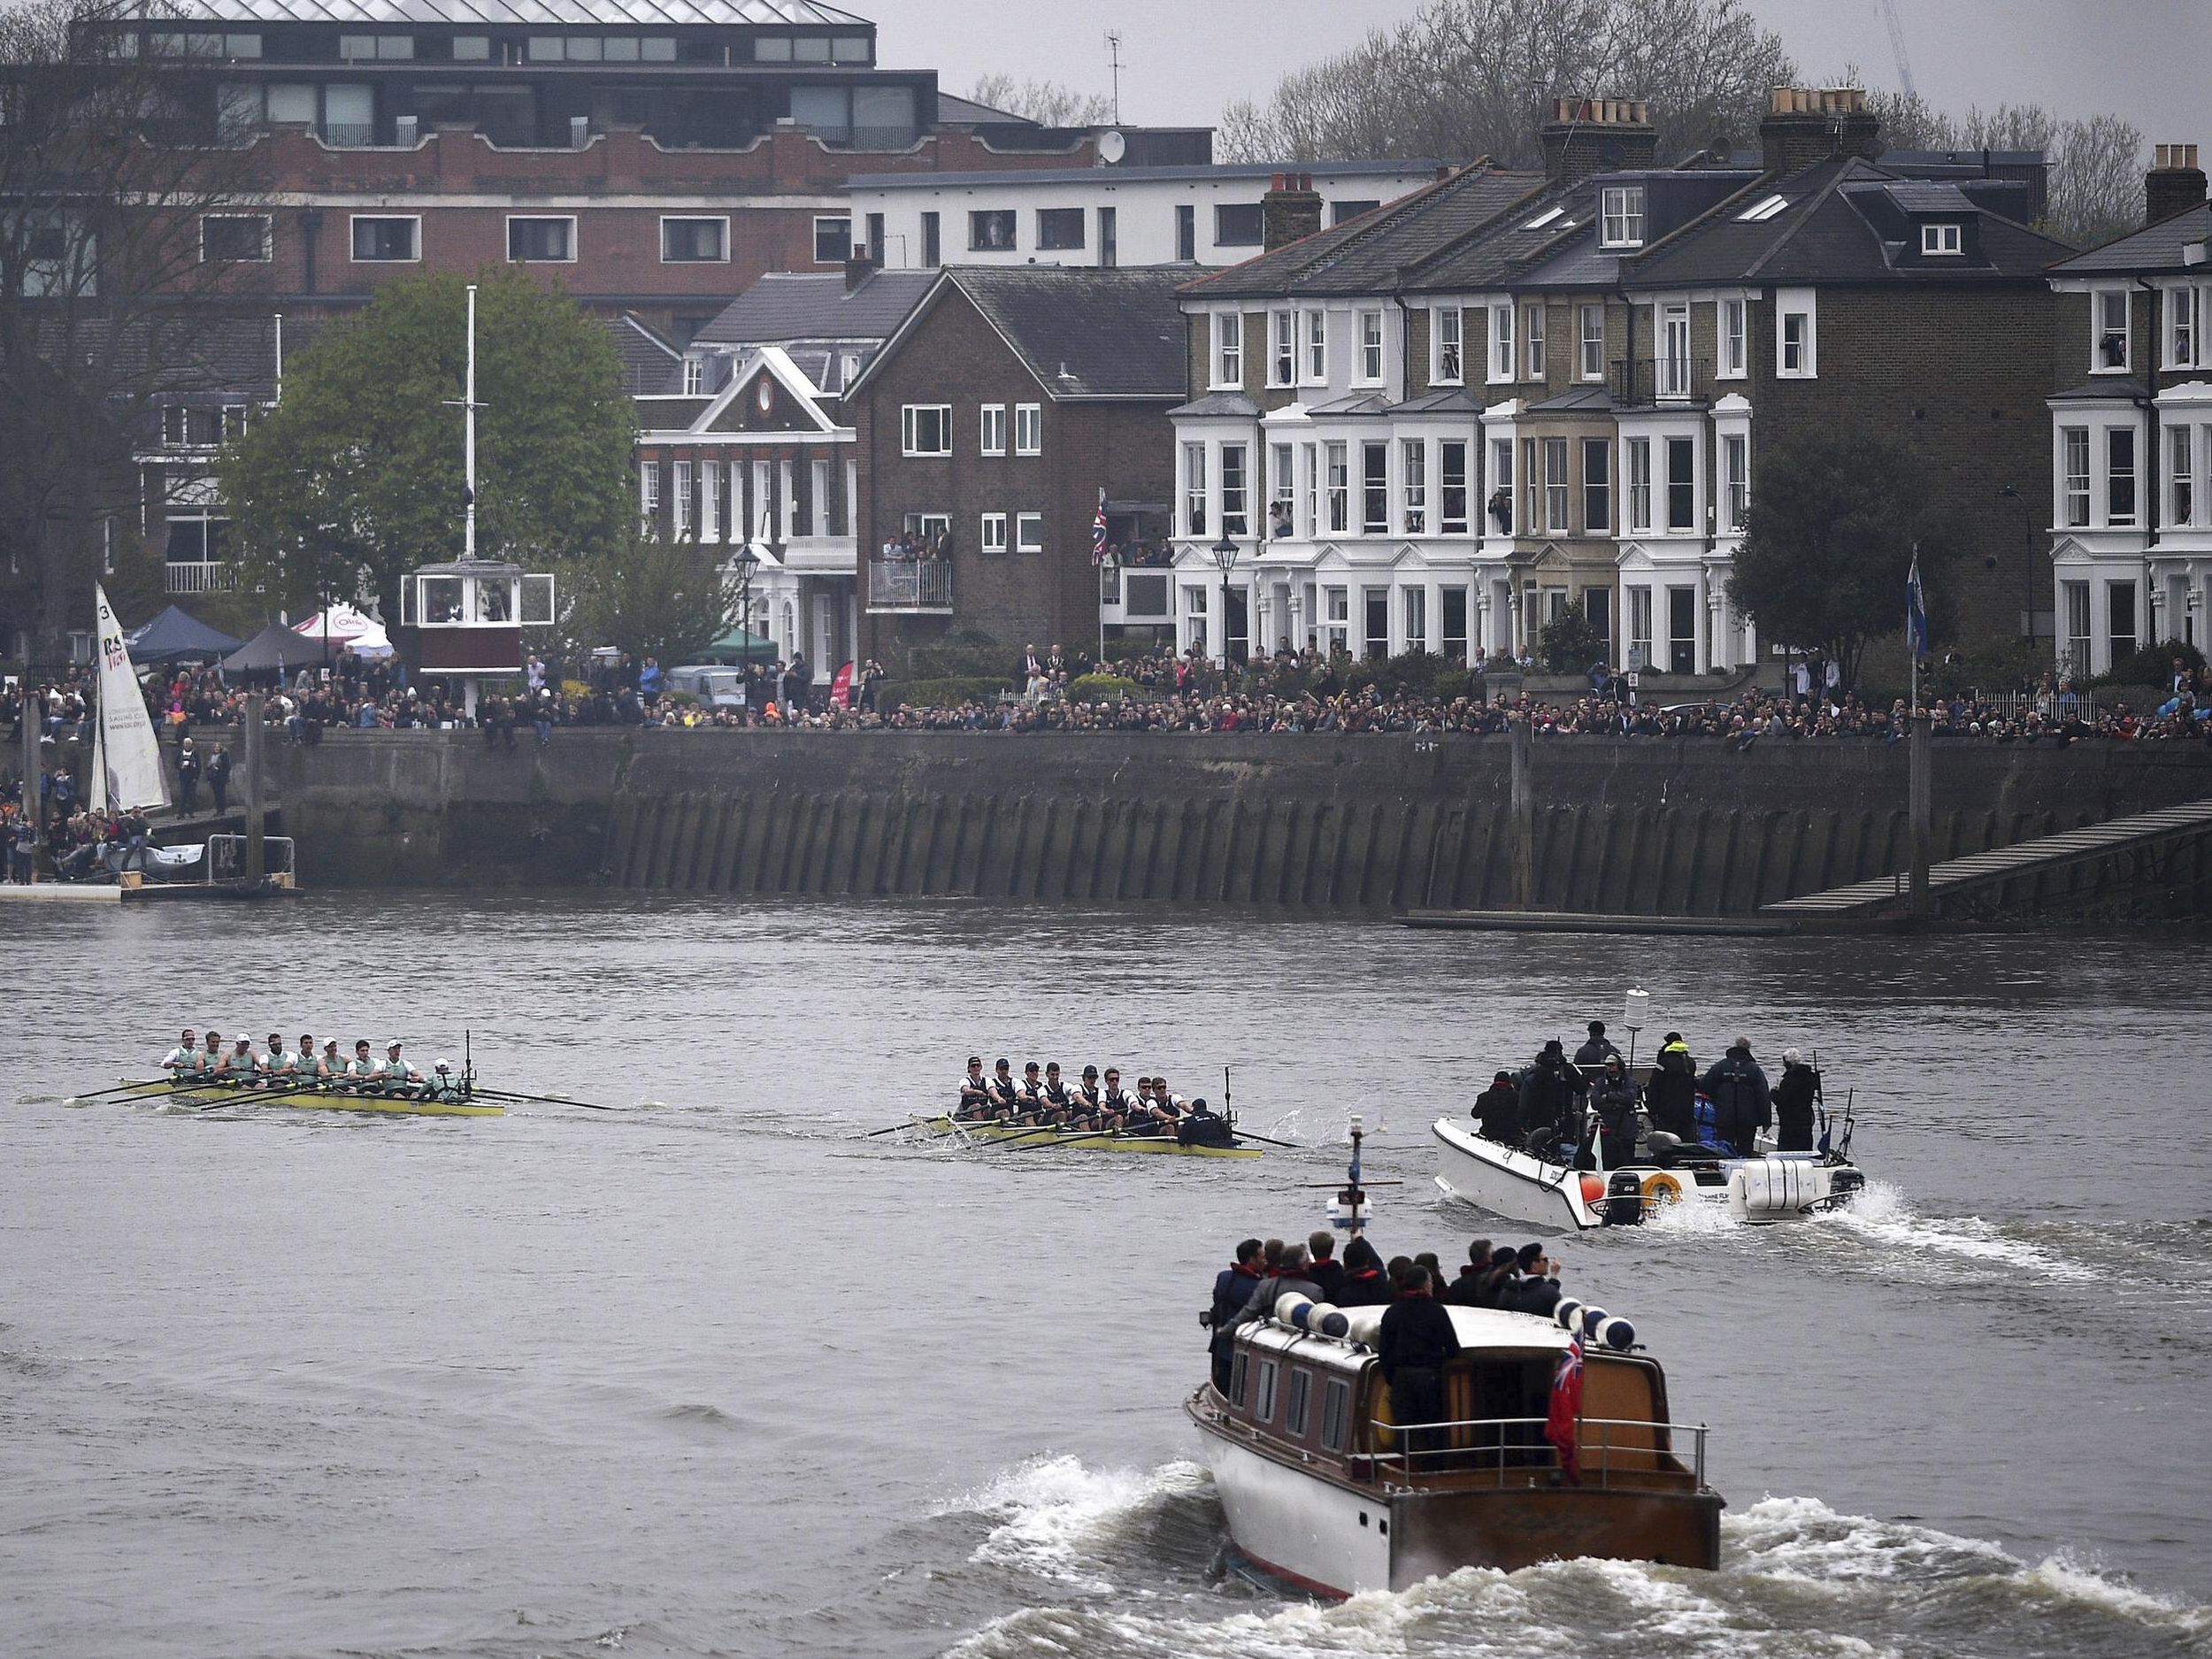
[1601,1169,1647,1226]
[1827,1167,1866,1205]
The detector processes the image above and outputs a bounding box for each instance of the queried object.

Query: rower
[263,1033,293,1085]
[1072,1064,1110,1128]
[957,1056,992,1119]
[163,1029,200,1077]
[218,1033,257,1082]
[1099,1067,1133,1129]
[1153,1075,1187,1123]
[1016,1061,1048,1124]
[319,1039,342,1081]
[348,1039,380,1086]
[293,1033,319,1084]
[986,1058,1020,1120]
[426,1059,465,1103]
[380,1040,422,1094]
[199,1030,224,1073]
[1040,1062,1076,1125]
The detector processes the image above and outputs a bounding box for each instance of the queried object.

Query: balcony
[1610,355,1714,407]
[866,557,952,613]
[164,560,239,595]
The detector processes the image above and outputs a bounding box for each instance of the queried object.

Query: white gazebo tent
[291,603,393,659]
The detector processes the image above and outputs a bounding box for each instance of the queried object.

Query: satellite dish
[1098,129,1126,165]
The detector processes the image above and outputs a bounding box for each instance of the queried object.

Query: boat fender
[1640,1170,1685,1207]
[1577,1172,1606,1205]
[1273,1292,1314,1327]
[1729,1158,1816,1218]
[1286,1299,1350,1339]
[1578,1305,1609,1339]
[1595,1316,1636,1352]
[1554,1299,1584,1333]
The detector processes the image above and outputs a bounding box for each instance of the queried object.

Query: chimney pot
[2147,141,2208,226]
[1261,170,1324,251]
[1539,92,1656,184]
[1760,84,1880,176]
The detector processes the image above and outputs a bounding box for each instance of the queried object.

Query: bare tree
[1215,0,1794,166]
[0,0,268,662]
[966,73,1116,128]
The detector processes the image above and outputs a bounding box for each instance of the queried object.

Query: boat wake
[1814,1181,2100,1283]
[940,1469,2212,1659]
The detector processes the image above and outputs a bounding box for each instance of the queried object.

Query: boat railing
[1359,1414,1709,1491]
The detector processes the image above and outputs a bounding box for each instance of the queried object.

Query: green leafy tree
[563,535,735,668]
[221,267,635,626]
[1537,606,1609,673]
[1727,431,1952,690]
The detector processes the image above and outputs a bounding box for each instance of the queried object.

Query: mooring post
[1908,710,1931,919]
[244,691,265,884]
[1511,714,1533,910]
[20,676,39,885]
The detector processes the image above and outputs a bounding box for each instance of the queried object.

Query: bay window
[1440,440,1469,533]
[1665,436,1696,531]
[1362,441,1388,532]
[2108,426,2136,525]
[1183,442,1207,536]
[1270,442,1294,534]
[1402,438,1427,533]
[1325,442,1348,534]
[2061,426,2090,526]
[1221,443,1248,536]
[2170,425,2193,526]
[1625,438,1652,532]
[1581,437,1610,534]
[1541,437,1568,532]
[1721,433,1748,531]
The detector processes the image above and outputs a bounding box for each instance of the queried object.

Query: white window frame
[1402,437,1426,534]
[2092,287,2130,373]
[659,214,729,264]
[1721,432,1749,532]
[1221,442,1248,536]
[1356,307,1385,385]
[1717,297,1747,379]
[701,462,718,539]
[1015,511,1043,553]
[1598,185,1645,249]
[1013,403,1041,456]
[1487,300,1514,384]
[682,357,703,396]
[1581,435,1610,534]
[1525,303,1545,380]
[348,213,420,263]
[1578,303,1603,382]
[1440,439,1469,534]
[1211,311,1243,389]
[672,459,693,536]
[1625,437,1652,533]
[2060,426,2091,528]
[979,403,1006,456]
[2165,283,2200,370]
[1269,310,1295,388]
[640,459,660,526]
[1432,306,1463,384]
[506,214,576,264]
[1183,442,1207,536]
[1302,308,1326,385]
[199,212,271,263]
[1776,288,1817,379]
[1324,441,1348,534]
[1269,441,1294,531]
[900,403,952,457]
[979,511,1008,552]
[1920,222,1962,256]
[1541,436,1569,533]
[2169,423,2194,527]
[2108,425,2138,526]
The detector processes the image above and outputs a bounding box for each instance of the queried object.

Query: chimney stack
[1760,86,1881,177]
[2147,142,2207,226]
[1540,96,1656,184]
[844,242,880,292]
[1261,171,1323,252]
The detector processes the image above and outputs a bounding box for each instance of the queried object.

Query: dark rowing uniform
[1071,1083,1104,1125]
[1041,1081,1074,1122]
[957,1072,992,1118]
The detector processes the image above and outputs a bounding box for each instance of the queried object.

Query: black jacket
[1440,1264,1489,1307]
[1518,1056,1588,1138]
[1571,1036,1622,1069]
[1701,1052,1772,1153]
[1646,1044,1698,1140]
[1377,1296,1462,1378]
[1512,1274,1564,1319]
[1308,1257,1347,1302]
[1210,1263,1261,1331]
[1334,1237,1392,1306]
[1774,1063,1818,1150]
[1592,1074,1640,1141]
[1472,1083,1521,1142]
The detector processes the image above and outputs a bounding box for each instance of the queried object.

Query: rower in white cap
[218,1032,257,1082]
[426,1059,465,1103]
[379,1039,422,1094]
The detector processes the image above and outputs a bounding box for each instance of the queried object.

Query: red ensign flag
[1546,1334,1584,1484]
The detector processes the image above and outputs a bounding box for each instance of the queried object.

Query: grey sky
[869,0,2208,148]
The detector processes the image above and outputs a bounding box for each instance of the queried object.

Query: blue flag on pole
[1906,554,1931,662]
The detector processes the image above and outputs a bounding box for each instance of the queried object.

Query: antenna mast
[1104,31,1122,125]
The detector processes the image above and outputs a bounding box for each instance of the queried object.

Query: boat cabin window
[1284,1368,1311,1438]
[1320,1378,1351,1451]
[1254,1358,1279,1423]
[1229,1350,1248,1407]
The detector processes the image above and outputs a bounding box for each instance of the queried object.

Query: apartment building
[2041,145,2212,676]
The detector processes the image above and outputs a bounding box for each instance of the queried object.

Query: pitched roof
[128,0,864,26]
[1179,164,1545,301]
[692,269,934,349]
[2047,202,2212,275]
[603,312,680,396]
[845,158,1442,192]
[944,266,1188,397]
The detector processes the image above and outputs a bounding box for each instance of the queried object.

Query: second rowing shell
[912,1116,1261,1158]
[127,1079,505,1118]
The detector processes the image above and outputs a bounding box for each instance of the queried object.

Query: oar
[65,1077,177,1106]
[979,1123,1078,1151]
[1226,1128,1299,1149]
[469,1087,623,1113]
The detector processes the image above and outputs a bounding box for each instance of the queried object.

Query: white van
[665,665,749,709]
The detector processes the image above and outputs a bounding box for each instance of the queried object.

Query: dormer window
[1737,194,1788,222]
[2095,288,2131,372]
[1921,222,1962,256]
[1599,186,1645,249]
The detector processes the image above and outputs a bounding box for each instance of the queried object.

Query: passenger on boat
[1774,1048,1819,1151]
[1472,1246,1522,1308]
[1440,1239,1494,1306]
[1572,1020,1623,1071]
[1414,1251,1447,1296]
[1472,1071,1521,1143]
[1646,1032,1700,1143]
[1334,1235,1392,1306]
[1208,1240,1264,1390]
[1306,1230,1344,1301]
[958,1056,992,1118]
[1700,1039,1772,1156]
[163,1030,201,1076]
[1377,1266,1463,1458]
[1592,1056,1640,1168]
[1518,1041,1589,1152]
[1237,1242,1321,1326]
[1509,1244,1564,1317]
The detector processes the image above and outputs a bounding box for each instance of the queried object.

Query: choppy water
[4,896,2209,1659]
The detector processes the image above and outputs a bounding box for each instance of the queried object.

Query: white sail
[88,714,107,813]
[92,584,170,811]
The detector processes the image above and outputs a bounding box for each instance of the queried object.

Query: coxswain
[348,1039,380,1084]
[218,1033,257,1082]
[1572,1020,1623,1071]
[1774,1048,1819,1152]
[956,1056,992,1119]
[985,1058,1020,1120]
[379,1040,421,1094]
[162,1029,201,1077]
[426,1060,466,1103]
[1176,1095,1233,1148]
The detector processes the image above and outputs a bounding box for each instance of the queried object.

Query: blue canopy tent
[124,604,244,664]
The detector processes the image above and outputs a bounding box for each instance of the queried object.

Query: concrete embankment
[268,731,2212,918]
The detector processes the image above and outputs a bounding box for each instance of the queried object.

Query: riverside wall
[267,732,2212,917]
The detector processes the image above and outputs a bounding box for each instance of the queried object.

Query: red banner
[829,661,854,708]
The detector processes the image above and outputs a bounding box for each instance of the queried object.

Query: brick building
[849,266,1187,666]
[2040,144,2212,676]
[1169,90,2069,673]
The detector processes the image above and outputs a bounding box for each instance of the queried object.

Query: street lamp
[731,545,761,695]
[1996,485,2038,641]
[1210,532,1240,668]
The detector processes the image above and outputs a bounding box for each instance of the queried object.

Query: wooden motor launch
[1189,1119,1721,1596]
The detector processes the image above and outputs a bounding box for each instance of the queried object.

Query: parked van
[664,665,748,708]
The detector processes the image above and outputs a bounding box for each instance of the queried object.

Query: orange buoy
[1579,1172,1605,1204]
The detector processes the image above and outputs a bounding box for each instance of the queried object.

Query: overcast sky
[868,0,2208,148]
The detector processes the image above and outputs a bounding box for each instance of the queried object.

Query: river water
[4,895,2209,1659]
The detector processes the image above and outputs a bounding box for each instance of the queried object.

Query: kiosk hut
[402,557,553,718]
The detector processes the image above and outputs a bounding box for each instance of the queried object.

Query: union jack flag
[1090,488,1109,566]
[1545,1334,1584,1484]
